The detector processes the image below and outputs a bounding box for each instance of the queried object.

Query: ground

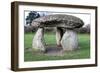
[24,32,90,61]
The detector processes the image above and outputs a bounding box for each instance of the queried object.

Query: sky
[25,11,91,27]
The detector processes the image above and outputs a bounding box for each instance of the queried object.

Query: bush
[44,27,55,33]
[24,26,37,33]
[75,24,90,34]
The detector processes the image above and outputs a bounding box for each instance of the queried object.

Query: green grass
[24,32,90,61]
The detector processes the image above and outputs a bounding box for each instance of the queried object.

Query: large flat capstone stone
[31,14,84,29]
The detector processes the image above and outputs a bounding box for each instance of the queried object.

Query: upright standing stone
[61,29,78,51]
[56,27,63,47]
[32,28,45,52]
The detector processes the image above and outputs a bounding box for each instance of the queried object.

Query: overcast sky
[25,11,91,27]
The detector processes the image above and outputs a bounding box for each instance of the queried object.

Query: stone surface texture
[31,14,84,29]
[56,27,63,46]
[32,28,45,52]
[61,29,78,51]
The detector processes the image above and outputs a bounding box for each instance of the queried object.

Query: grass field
[24,32,90,61]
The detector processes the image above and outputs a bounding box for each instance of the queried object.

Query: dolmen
[31,14,84,52]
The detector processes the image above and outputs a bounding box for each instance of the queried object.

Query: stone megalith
[32,28,45,52]
[61,29,78,51]
[56,27,63,47]
[31,14,84,51]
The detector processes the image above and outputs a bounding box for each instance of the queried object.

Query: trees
[26,11,40,26]
[75,24,90,34]
[85,24,90,33]
[25,11,49,33]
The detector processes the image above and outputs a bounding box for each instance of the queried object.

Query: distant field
[24,32,90,61]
